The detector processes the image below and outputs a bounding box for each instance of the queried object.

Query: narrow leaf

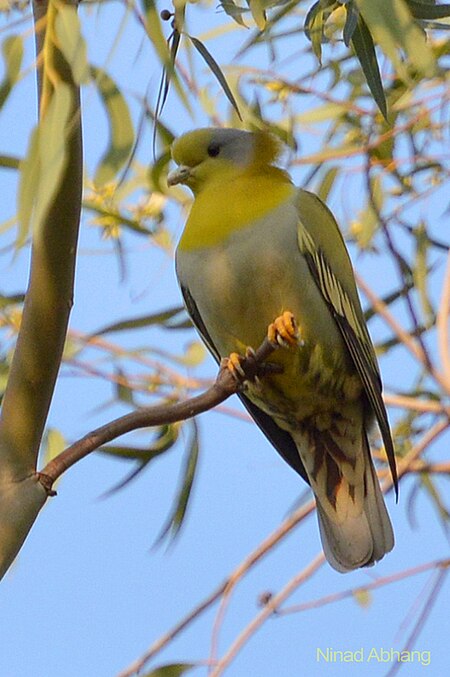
[407,1,450,19]
[142,664,195,677]
[91,67,134,186]
[0,35,23,110]
[304,2,324,61]
[156,420,199,544]
[55,5,90,84]
[356,0,435,78]
[0,291,25,308]
[343,2,359,46]
[316,166,339,201]
[0,154,20,170]
[351,15,387,119]
[188,35,242,119]
[413,221,434,324]
[248,0,267,29]
[140,0,188,110]
[18,82,73,246]
[91,306,187,337]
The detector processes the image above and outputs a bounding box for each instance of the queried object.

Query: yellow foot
[221,347,257,382]
[267,311,300,348]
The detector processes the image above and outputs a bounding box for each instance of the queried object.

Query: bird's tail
[294,428,394,573]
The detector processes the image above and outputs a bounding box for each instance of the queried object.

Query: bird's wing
[178,283,310,482]
[296,194,398,495]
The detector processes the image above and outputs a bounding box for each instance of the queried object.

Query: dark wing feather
[297,226,398,497]
[179,284,309,482]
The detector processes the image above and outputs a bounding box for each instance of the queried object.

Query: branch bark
[0,0,82,579]
[39,337,278,491]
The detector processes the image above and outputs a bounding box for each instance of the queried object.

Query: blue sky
[0,2,449,676]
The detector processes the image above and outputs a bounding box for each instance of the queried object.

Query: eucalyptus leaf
[188,35,242,119]
[142,664,195,677]
[55,5,90,84]
[0,35,23,110]
[91,67,134,186]
[356,0,435,79]
[351,15,387,118]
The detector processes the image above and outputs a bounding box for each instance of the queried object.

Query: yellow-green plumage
[169,127,397,572]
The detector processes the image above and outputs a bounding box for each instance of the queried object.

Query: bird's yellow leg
[267,311,300,348]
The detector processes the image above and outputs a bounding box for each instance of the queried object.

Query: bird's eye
[207,142,221,157]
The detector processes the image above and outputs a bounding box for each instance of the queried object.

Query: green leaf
[17,82,73,246]
[154,28,182,130]
[99,425,180,495]
[343,1,358,46]
[0,35,23,110]
[351,15,387,118]
[115,368,135,406]
[413,221,434,325]
[220,0,249,27]
[351,174,384,247]
[90,306,188,337]
[156,420,199,544]
[407,1,450,19]
[0,291,25,308]
[140,0,188,111]
[355,0,435,79]
[0,154,20,170]
[41,428,67,466]
[142,664,196,677]
[248,0,267,29]
[316,166,339,201]
[91,67,135,186]
[304,2,325,61]
[420,474,450,532]
[188,35,242,120]
[353,588,372,607]
[55,5,90,84]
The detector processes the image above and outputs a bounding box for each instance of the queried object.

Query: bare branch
[117,498,316,677]
[39,337,278,491]
[357,275,449,394]
[437,250,450,392]
[385,567,448,677]
[209,554,325,676]
[279,557,450,616]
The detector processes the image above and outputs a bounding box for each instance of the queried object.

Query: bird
[168,127,397,572]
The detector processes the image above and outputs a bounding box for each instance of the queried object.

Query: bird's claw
[267,311,300,348]
[222,345,280,385]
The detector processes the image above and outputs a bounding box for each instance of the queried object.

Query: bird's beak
[167,165,192,187]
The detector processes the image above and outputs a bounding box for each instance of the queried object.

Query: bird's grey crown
[206,128,255,167]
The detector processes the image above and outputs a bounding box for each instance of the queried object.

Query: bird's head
[167,127,283,194]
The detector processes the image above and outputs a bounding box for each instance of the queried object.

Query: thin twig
[278,557,450,616]
[385,567,448,677]
[365,155,435,375]
[384,392,450,417]
[437,250,450,392]
[382,418,449,495]
[357,275,449,394]
[209,554,325,677]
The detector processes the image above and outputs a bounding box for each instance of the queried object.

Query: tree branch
[39,337,278,491]
[0,0,82,579]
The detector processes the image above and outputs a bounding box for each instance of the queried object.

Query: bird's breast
[176,196,361,417]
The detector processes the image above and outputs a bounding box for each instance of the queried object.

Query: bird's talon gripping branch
[267,311,299,349]
[221,352,247,381]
